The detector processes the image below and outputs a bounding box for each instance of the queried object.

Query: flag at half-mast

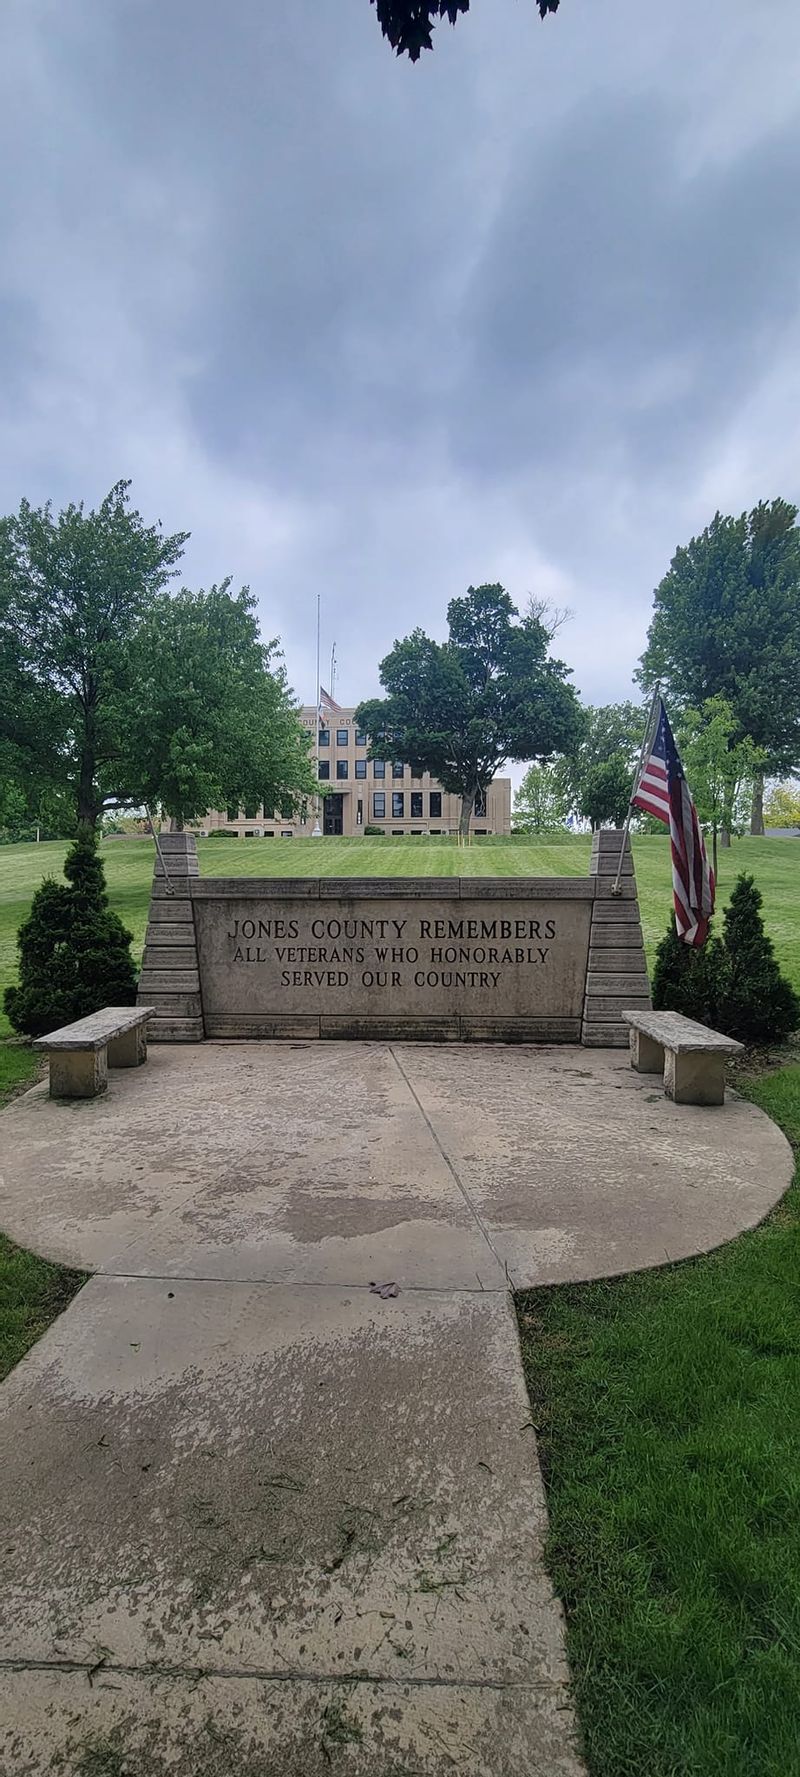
[631,697,715,947]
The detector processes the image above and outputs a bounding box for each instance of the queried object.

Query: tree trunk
[77,693,100,828]
[77,753,99,827]
[750,771,765,836]
[459,790,475,840]
[720,827,731,848]
[712,824,718,881]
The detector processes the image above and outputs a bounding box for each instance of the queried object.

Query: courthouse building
[201,697,512,839]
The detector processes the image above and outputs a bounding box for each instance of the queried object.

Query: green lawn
[0,1234,85,1383]
[1,832,798,1039]
[0,1040,39,1106]
[518,1063,800,1777]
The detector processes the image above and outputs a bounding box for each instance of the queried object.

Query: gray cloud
[454,95,800,489]
[1,0,799,740]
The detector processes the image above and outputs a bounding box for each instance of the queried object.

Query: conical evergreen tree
[716,873,799,1044]
[63,823,110,907]
[4,827,138,1038]
[650,912,724,1026]
[651,875,798,1045]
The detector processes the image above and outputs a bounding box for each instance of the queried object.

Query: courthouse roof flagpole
[312,592,322,837]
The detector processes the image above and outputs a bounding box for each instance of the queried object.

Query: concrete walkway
[0,1044,792,1776]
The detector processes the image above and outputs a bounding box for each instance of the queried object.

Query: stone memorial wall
[137,828,651,1045]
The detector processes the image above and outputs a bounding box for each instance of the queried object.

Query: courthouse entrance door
[323,793,344,836]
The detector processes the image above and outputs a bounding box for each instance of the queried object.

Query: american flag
[632,698,715,947]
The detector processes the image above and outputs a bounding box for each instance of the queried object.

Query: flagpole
[311,592,322,837]
[611,683,661,897]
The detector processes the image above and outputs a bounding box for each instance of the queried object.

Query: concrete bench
[33,1006,155,1100]
[622,1008,743,1106]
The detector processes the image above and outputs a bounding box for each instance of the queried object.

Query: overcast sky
[2,0,799,755]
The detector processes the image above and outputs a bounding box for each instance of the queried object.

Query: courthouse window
[429,791,442,817]
[373,792,386,819]
[355,730,367,746]
[318,727,330,746]
[336,759,349,779]
[410,792,423,818]
[392,761,405,779]
[392,792,404,818]
[318,760,330,780]
[373,760,386,779]
[336,728,349,746]
[355,758,367,778]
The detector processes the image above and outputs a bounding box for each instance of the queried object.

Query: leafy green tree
[121,584,317,829]
[4,826,137,1037]
[356,584,583,839]
[0,482,187,826]
[678,696,761,873]
[0,780,28,843]
[562,701,644,827]
[764,782,800,828]
[572,701,644,772]
[0,593,68,827]
[0,774,75,844]
[0,484,315,833]
[513,760,571,832]
[578,755,632,831]
[371,0,559,60]
[639,501,800,833]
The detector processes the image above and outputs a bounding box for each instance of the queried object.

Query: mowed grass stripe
[1,833,798,1039]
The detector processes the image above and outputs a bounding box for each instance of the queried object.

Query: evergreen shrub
[4,827,138,1038]
[716,874,798,1044]
[651,872,798,1045]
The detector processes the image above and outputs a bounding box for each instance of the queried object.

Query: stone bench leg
[629,1029,664,1074]
[664,1049,726,1107]
[48,1048,108,1100]
[108,1025,148,1068]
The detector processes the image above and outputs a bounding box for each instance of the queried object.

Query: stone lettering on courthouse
[190,881,594,1040]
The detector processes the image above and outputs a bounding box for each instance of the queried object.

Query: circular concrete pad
[0,1042,792,1288]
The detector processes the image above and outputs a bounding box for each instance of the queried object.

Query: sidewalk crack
[388,1048,510,1289]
